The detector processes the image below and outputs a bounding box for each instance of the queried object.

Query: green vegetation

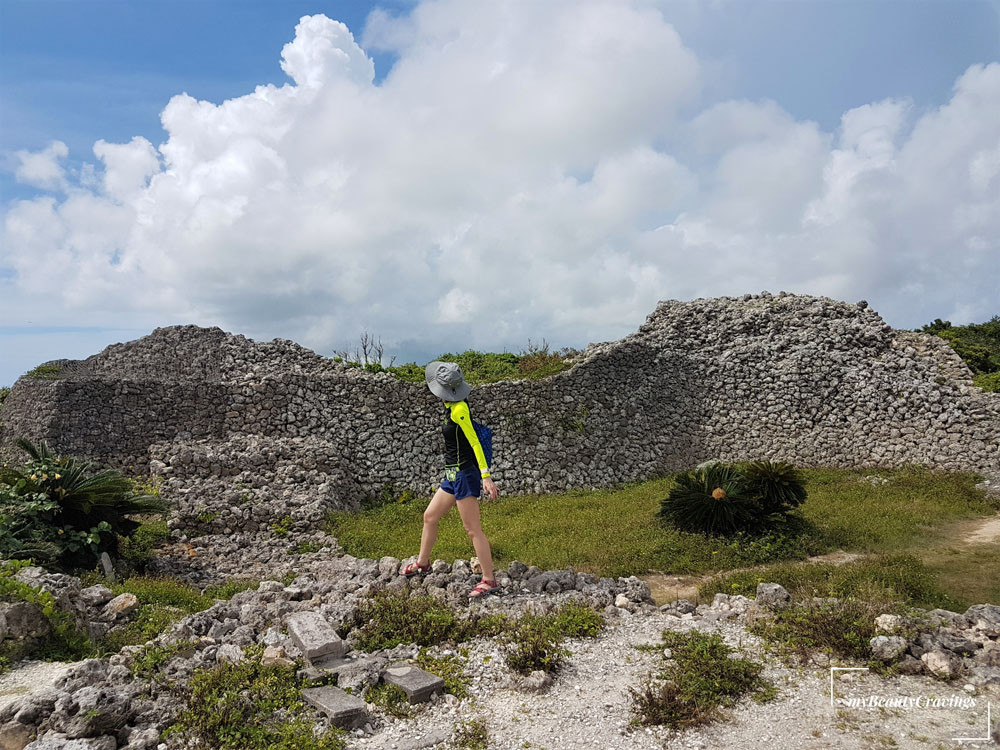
[452,718,489,750]
[629,630,774,729]
[0,386,9,411]
[24,364,64,379]
[129,639,198,680]
[271,515,294,537]
[117,519,171,574]
[748,597,893,663]
[700,554,959,611]
[0,560,94,672]
[502,613,571,675]
[659,461,808,536]
[921,316,1000,391]
[366,682,415,718]
[347,591,500,651]
[165,646,346,750]
[336,339,580,385]
[328,466,996,606]
[100,576,214,652]
[415,648,471,699]
[0,439,168,568]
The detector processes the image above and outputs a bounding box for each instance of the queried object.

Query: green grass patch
[747,597,895,663]
[452,718,489,750]
[117,519,171,574]
[415,648,471,699]
[100,577,214,652]
[328,467,993,581]
[366,681,415,718]
[165,646,346,750]
[24,364,63,379]
[203,578,262,600]
[629,630,775,729]
[700,554,960,611]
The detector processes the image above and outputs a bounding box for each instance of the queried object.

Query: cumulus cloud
[2,1,998,364]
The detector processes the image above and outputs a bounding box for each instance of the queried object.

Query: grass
[629,629,775,729]
[700,554,962,611]
[100,576,215,652]
[326,467,998,605]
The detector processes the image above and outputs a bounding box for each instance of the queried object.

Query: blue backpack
[472,420,493,467]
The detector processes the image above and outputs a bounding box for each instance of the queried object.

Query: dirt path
[964,514,1000,546]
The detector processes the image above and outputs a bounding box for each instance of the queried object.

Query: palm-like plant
[739,460,808,515]
[659,464,757,536]
[2,439,169,566]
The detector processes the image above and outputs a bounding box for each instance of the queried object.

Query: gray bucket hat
[425,361,471,401]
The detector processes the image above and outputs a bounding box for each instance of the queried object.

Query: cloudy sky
[1,0,998,386]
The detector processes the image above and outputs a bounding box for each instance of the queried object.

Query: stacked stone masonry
[2,293,997,533]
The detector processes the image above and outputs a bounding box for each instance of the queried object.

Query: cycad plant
[658,464,757,536]
[0,438,168,567]
[739,460,808,516]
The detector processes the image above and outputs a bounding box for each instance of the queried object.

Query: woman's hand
[483,476,499,501]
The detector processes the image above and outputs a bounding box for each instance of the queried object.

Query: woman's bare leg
[456,497,494,581]
[418,488,456,566]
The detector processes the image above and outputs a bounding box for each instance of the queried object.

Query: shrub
[165,647,346,750]
[659,464,756,535]
[101,577,214,652]
[739,461,807,515]
[25,364,63,379]
[974,371,1000,392]
[365,682,414,718]
[118,520,171,574]
[0,386,9,410]
[0,439,168,569]
[502,614,571,675]
[748,597,893,662]
[348,592,461,651]
[629,630,774,729]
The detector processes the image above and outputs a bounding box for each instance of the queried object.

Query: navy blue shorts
[441,469,482,500]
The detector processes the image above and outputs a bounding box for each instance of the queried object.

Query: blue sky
[1,0,998,386]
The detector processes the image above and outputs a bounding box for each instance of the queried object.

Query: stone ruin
[1,292,997,535]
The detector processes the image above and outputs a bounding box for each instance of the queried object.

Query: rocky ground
[2,549,999,750]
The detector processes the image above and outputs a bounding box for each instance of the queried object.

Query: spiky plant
[2,439,169,567]
[659,464,756,536]
[739,460,807,516]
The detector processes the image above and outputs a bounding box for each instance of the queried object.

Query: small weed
[547,601,604,638]
[272,515,294,537]
[415,648,470,699]
[629,630,774,729]
[196,508,219,524]
[117,519,170,574]
[452,717,489,750]
[366,682,415,718]
[348,591,462,650]
[502,614,570,675]
[129,639,198,679]
[292,541,326,555]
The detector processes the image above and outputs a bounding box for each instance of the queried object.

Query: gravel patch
[0,660,80,713]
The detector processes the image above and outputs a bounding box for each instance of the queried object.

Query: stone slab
[382,662,445,704]
[301,686,368,729]
[286,612,348,660]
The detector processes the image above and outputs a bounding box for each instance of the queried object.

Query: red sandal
[401,561,431,577]
[468,580,499,598]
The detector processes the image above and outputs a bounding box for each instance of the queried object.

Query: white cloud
[14,140,69,191]
[2,2,998,370]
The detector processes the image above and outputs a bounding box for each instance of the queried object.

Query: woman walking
[400,361,500,598]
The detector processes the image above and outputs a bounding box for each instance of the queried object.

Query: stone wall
[2,294,997,533]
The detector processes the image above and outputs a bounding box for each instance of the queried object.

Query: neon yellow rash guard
[443,401,491,478]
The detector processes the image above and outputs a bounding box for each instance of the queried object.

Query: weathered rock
[335,656,388,693]
[261,645,294,668]
[920,650,955,678]
[873,614,902,633]
[286,612,347,660]
[100,594,138,621]
[0,604,49,640]
[870,635,908,662]
[0,721,34,750]
[300,686,368,729]
[755,583,791,611]
[381,663,444,704]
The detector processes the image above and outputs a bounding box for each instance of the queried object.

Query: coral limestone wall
[2,293,997,533]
